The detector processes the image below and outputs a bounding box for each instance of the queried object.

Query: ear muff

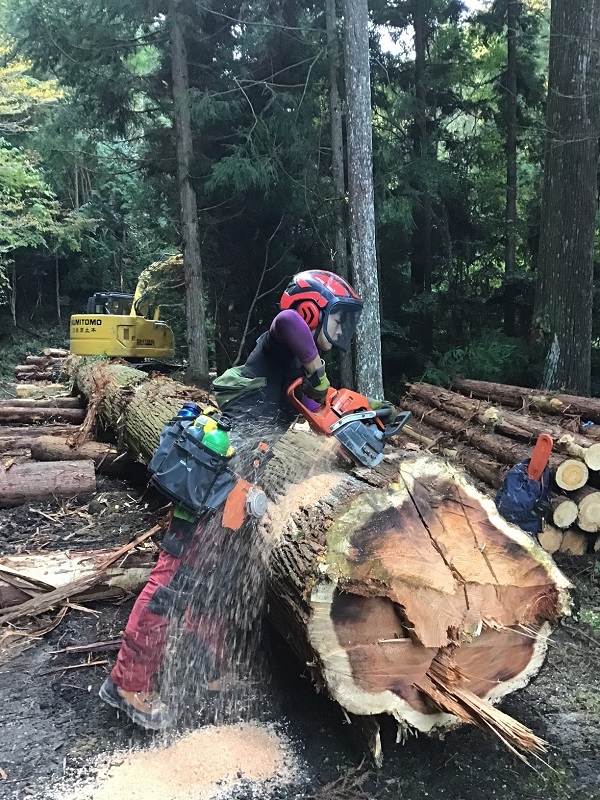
[295,300,321,330]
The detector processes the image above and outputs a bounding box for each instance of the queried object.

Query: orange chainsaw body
[286,379,384,436]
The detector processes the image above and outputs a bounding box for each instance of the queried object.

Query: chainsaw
[287,378,411,468]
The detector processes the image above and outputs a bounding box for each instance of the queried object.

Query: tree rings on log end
[555,459,588,491]
[306,456,572,737]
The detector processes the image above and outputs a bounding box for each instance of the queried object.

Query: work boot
[99,676,172,730]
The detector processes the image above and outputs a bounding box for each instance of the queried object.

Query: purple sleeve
[301,395,321,412]
[270,309,318,364]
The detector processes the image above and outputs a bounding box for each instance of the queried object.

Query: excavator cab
[85,292,133,316]
[70,280,176,362]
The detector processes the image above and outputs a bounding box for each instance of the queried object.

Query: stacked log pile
[13,348,69,383]
[397,379,600,557]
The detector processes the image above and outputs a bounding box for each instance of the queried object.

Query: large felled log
[407,383,594,459]
[67,359,571,758]
[0,460,96,508]
[30,436,135,476]
[453,377,600,424]
[0,406,85,425]
[0,547,155,609]
[67,359,211,461]
[261,437,570,756]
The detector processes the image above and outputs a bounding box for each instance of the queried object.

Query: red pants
[111,514,226,694]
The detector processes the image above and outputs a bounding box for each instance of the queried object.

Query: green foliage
[422,332,530,386]
[0,140,85,265]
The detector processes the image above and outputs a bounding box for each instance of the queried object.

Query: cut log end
[300,456,572,751]
[554,459,589,491]
[538,525,564,554]
[552,498,578,529]
[559,531,588,556]
[584,443,600,471]
[576,492,600,533]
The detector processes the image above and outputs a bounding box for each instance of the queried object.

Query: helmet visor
[323,302,362,351]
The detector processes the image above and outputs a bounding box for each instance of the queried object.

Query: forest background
[0,0,597,400]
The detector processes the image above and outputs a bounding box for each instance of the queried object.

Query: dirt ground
[1,433,600,799]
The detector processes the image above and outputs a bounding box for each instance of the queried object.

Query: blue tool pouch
[495,459,551,536]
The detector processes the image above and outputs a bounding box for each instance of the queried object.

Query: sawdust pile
[64,723,298,800]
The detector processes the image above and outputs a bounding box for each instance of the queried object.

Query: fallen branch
[0,525,161,625]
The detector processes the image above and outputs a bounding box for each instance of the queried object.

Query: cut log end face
[308,457,571,745]
[555,459,589,491]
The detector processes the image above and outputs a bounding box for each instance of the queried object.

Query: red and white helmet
[280,270,363,352]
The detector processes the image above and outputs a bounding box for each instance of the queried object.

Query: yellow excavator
[69,255,182,364]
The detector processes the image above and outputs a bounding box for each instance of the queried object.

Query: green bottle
[201,416,232,455]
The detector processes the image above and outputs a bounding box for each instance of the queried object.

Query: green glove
[368,398,396,416]
[302,359,330,402]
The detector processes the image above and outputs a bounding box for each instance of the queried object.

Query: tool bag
[495,459,552,536]
[147,417,195,477]
[148,421,237,517]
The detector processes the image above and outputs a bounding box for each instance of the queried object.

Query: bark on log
[453,377,600,424]
[16,384,69,399]
[261,436,570,755]
[24,356,65,367]
[30,436,135,476]
[66,359,211,462]
[0,460,96,508]
[0,397,81,409]
[67,359,572,757]
[406,383,594,459]
[0,548,155,609]
[0,407,85,425]
[400,399,565,473]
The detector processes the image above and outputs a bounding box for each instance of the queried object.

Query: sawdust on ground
[61,723,298,800]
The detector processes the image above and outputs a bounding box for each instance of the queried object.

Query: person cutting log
[99,270,369,730]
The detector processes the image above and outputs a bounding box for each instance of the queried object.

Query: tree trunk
[533,0,600,394]
[453,377,600,424]
[406,383,594,458]
[0,407,85,425]
[503,0,520,336]
[0,460,96,508]
[326,0,353,389]
[410,2,434,355]
[169,0,209,385]
[30,436,135,477]
[67,359,571,758]
[343,0,384,398]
